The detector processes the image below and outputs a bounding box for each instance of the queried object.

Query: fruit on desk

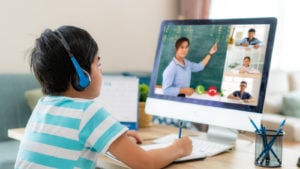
[195,85,205,95]
[207,86,217,96]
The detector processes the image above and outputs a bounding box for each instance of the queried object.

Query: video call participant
[231,56,260,74]
[227,81,255,103]
[162,37,218,97]
[237,28,263,48]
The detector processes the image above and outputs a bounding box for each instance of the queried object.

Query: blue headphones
[56,31,91,91]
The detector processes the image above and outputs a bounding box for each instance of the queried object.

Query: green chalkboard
[156,24,230,91]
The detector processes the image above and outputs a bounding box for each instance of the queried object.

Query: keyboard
[142,133,234,161]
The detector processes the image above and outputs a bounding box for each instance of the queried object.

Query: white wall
[210,0,300,71]
[0,0,179,73]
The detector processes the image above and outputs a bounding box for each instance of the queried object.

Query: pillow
[282,91,300,118]
[24,88,43,111]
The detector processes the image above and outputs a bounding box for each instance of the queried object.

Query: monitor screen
[146,18,277,132]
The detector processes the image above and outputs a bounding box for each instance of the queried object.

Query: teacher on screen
[162,37,218,97]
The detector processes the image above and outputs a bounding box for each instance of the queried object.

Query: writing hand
[172,136,193,157]
[127,130,143,144]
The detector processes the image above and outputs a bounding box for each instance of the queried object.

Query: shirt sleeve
[253,38,264,46]
[244,93,252,100]
[237,38,247,45]
[232,91,239,97]
[190,61,204,72]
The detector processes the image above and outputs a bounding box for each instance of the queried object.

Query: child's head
[30,26,99,97]
[248,28,256,39]
[242,56,251,67]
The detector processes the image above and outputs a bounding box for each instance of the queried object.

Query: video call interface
[151,21,274,113]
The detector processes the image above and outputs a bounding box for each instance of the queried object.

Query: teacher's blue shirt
[162,57,204,96]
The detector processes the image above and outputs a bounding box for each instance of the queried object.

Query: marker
[178,121,183,138]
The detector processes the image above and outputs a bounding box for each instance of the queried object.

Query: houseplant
[138,84,152,128]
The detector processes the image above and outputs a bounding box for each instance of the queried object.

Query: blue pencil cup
[254,130,284,167]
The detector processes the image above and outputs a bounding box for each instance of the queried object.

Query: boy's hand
[127,130,143,144]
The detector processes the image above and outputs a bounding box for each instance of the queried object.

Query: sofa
[262,69,300,141]
[0,73,39,169]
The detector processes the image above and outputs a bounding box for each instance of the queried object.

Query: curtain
[179,0,211,19]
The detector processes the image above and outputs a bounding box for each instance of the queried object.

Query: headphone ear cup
[72,68,91,91]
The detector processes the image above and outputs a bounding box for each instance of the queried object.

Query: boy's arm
[108,133,192,169]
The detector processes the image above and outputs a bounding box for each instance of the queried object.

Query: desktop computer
[145,17,277,160]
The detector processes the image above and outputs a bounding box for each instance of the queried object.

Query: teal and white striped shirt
[15,96,128,169]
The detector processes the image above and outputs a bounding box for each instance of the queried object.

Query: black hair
[244,56,251,61]
[30,26,98,95]
[175,37,190,49]
[241,81,247,85]
[248,28,256,33]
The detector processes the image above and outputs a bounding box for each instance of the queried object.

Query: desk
[223,71,262,79]
[154,87,257,106]
[8,125,300,169]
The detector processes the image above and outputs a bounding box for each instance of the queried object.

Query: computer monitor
[145,17,277,143]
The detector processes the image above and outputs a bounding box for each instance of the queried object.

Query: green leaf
[139,84,149,102]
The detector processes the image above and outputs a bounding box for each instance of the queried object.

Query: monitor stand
[206,125,238,145]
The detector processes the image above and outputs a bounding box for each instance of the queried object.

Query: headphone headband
[55,31,73,57]
[54,30,91,91]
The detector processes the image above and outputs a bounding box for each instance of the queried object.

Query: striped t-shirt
[15,96,128,169]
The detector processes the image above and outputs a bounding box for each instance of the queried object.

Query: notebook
[140,141,206,162]
[95,75,139,130]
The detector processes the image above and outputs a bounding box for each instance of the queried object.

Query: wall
[209,0,300,71]
[0,0,179,73]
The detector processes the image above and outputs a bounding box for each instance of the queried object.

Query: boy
[238,28,263,48]
[15,26,192,169]
[227,81,255,103]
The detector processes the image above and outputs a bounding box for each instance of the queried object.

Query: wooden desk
[8,125,300,169]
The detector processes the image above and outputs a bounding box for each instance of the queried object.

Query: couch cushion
[24,88,43,111]
[262,113,300,141]
[263,94,283,114]
[0,74,39,141]
[266,70,289,94]
[282,90,300,118]
[289,71,300,91]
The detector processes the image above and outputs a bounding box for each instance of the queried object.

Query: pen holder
[138,102,152,128]
[254,130,284,167]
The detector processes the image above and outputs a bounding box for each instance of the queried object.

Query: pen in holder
[254,129,284,167]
